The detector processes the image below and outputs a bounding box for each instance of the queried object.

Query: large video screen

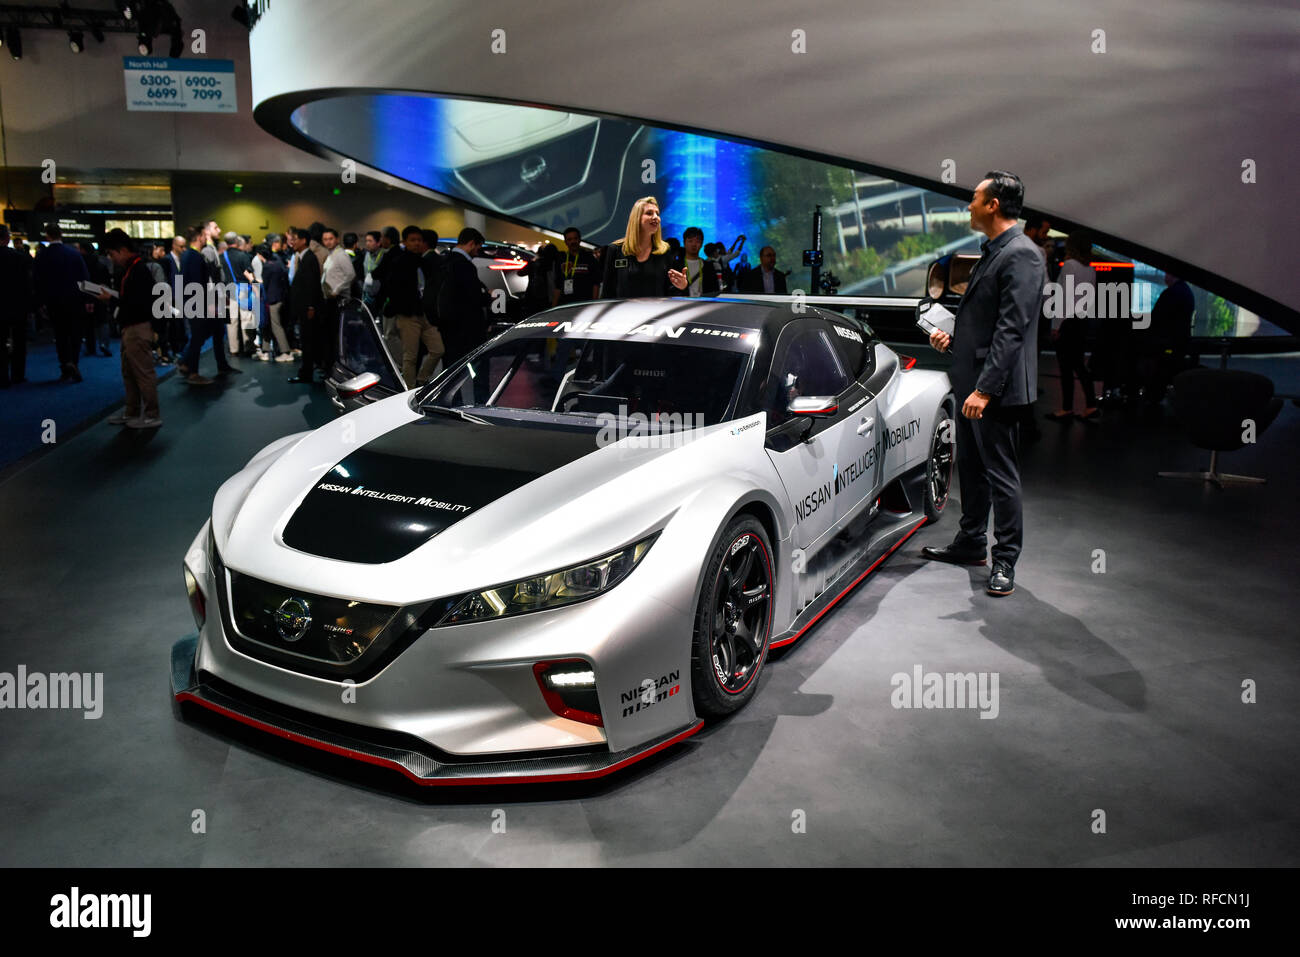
[289,93,981,297]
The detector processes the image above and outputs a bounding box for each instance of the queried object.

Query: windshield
[420,335,750,428]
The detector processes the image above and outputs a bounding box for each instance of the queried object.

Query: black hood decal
[282,416,601,563]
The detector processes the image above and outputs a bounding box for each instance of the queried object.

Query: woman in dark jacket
[600,196,688,299]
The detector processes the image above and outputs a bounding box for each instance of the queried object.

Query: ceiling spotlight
[137,32,151,55]
[4,28,21,60]
[68,31,84,54]
[117,1,136,22]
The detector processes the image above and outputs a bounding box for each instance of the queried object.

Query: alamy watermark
[0,666,103,719]
[595,404,706,449]
[151,279,261,320]
[891,665,999,719]
[49,887,150,937]
[1042,276,1157,329]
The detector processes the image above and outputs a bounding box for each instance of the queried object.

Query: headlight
[182,522,215,631]
[437,534,658,625]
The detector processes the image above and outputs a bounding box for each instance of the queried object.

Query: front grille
[228,569,400,664]
[213,546,441,680]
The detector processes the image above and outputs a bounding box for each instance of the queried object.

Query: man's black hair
[457,226,485,245]
[421,228,439,246]
[402,224,423,241]
[102,228,134,252]
[983,170,1025,221]
[343,231,358,248]
[683,226,703,241]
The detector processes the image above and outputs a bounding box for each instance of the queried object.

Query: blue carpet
[0,330,209,473]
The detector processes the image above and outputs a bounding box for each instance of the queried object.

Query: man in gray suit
[924,170,1044,596]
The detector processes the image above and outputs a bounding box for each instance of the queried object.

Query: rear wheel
[690,516,775,718]
[924,402,955,521]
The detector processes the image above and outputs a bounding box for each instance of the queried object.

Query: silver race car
[173,298,954,785]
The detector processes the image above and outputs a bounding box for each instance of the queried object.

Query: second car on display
[174,297,954,785]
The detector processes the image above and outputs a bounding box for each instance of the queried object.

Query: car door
[822,314,883,527]
[761,318,859,566]
[327,297,407,412]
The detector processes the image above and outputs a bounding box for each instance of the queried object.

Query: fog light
[534,660,602,727]
[184,566,206,630]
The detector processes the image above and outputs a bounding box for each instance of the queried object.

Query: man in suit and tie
[737,246,788,295]
[163,235,187,360]
[437,227,490,369]
[287,227,325,384]
[924,170,1044,597]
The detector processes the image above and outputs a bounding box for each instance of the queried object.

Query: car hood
[281,415,603,564]
[215,397,766,605]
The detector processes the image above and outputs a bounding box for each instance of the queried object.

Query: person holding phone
[600,197,689,299]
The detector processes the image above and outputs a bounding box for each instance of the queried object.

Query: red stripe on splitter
[770,518,927,649]
[175,691,702,786]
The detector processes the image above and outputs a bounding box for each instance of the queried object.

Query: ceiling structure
[247,0,1299,321]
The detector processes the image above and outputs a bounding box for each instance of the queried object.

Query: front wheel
[924,402,956,521]
[690,516,775,718]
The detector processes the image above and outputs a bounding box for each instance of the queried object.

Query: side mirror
[946,253,981,296]
[926,259,949,300]
[787,396,838,418]
[786,396,836,443]
[337,371,381,399]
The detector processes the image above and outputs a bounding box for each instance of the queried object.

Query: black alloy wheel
[691,516,774,717]
[924,403,955,521]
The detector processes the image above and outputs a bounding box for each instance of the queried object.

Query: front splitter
[170,635,702,786]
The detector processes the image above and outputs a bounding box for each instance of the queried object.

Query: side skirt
[771,468,930,649]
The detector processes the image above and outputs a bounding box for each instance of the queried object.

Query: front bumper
[172,634,702,786]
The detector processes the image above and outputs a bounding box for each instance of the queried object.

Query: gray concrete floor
[1,359,1297,866]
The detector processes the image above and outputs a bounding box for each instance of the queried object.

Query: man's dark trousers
[297,315,322,379]
[181,315,231,374]
[50,298,84,370]
[954,400,1024,567]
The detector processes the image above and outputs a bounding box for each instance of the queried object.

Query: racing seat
[1157,367,1282,487]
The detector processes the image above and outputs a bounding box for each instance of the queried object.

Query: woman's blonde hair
[619,196,669,256]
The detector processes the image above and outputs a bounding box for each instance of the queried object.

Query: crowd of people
[2,193,1193,437]
[1022,214,1196,422]
[0,217,508,428]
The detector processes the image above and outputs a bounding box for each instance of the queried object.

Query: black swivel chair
[1158,367,1283,487]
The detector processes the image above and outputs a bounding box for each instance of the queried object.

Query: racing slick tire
[690,515,775,719]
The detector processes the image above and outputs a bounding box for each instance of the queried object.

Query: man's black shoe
[216,366,243,376]
[987,561,1015,596]
[921,543,987,566]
